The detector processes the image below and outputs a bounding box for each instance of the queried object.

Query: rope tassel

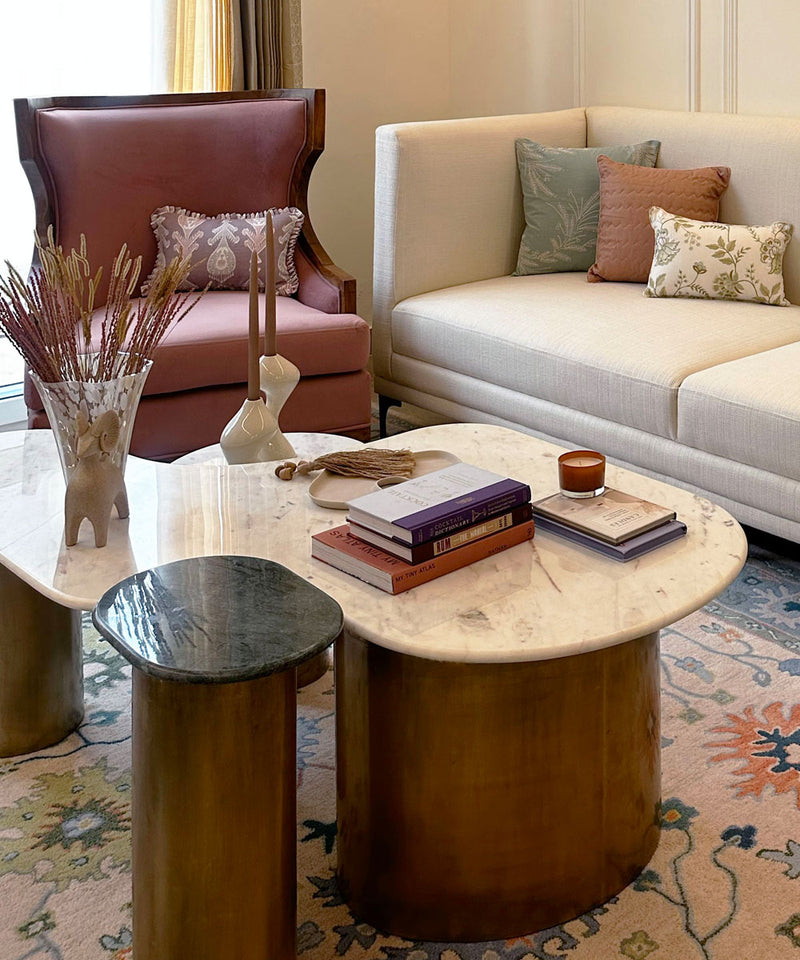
[274,449,416,481]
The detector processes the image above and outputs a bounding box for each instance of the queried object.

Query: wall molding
[723,0,739,113]
[573,0,587,107]
[687,0,700,111]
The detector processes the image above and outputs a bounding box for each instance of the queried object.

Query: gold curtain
[160,0,301,93]
[160,0,231,92]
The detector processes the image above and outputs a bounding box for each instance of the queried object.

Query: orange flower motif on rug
[707,702,800,808]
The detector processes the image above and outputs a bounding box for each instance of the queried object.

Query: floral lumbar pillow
[645,206,793,306]
[142,205,304,295]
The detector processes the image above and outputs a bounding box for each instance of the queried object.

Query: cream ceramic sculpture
[64,408,129,547]
[220,214,298,464]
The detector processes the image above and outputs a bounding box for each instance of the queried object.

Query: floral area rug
[1,539,799,960]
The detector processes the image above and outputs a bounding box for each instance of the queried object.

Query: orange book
[311,520,535,594]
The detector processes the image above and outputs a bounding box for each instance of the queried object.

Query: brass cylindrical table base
[296,647,332,688]
[0,564,83,757]
[132,669,296,960]
[336,629,661,942]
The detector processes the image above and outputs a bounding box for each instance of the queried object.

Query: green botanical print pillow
[644,206,794,306]
[513,138,660,276]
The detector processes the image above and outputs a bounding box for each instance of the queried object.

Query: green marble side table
[93,555,343,960]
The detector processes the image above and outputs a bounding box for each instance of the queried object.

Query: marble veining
[92,555,343,682]
[0,425,747,663]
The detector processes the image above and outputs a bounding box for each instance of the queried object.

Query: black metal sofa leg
[378,395,401,439]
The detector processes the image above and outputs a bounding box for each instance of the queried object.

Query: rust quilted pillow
[587,157,731,283]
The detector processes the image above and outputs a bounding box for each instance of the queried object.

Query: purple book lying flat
[535,514,687,561]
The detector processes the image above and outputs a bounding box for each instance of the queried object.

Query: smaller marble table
[0,431,361,757]
[173,432,364,686]
[93,555,343,960]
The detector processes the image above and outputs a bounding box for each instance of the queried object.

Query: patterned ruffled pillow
[644,206,793,306]
[142,205,304,295]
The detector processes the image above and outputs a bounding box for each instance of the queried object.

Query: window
[0,0,156,423]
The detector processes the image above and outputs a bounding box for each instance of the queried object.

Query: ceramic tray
[308,449,461,510]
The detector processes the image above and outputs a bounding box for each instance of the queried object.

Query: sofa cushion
[513,138,659,276]
[389,272,800,440]
[23,291,370,409]
[587,157,730,283]
[678,342,800,482]
[645,207,793,306]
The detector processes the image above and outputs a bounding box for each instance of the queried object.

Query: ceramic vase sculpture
[257,353,299,459]
[220,396,286,463]
[31,355,152,547]
[220,212,298,464]
[64,408,128,547]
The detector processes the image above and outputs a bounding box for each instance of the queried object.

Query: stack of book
[532,487,687,561]
[311,462,534,593]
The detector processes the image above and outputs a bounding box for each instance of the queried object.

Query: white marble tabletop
[0,424,747,663]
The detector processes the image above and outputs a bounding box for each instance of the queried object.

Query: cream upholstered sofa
[372,105,800,543]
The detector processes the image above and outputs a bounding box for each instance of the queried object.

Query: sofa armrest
[372,108,587,381]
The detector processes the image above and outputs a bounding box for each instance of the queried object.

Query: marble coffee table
[0,423,746,941]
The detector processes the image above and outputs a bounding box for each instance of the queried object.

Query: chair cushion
[678,342,800,482]
[143,292,370,395]
[23,292,370,409]
[389,272,800,440]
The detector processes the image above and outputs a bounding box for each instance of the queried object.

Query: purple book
[347,462,531,545]
[535,514,687,561]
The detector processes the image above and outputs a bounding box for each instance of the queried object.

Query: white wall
[578,0,800,116]
[301,0,574,319]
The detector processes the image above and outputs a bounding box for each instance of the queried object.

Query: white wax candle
[566,456,603,467]
[264,210,277,356]
[247,250,259,400]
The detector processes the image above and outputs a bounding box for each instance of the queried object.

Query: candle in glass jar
[558,450,606,498]
[264,209,277,356]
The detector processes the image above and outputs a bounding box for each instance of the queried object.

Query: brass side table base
[0,564,83,758]
[93,555,344,960]
[336,629,661,942]
[133,669,295,959]
[296,647,332,688]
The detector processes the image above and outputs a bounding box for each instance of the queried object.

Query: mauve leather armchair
[14,89,372,460]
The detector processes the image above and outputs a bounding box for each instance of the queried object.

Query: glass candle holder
[558,450,606,499]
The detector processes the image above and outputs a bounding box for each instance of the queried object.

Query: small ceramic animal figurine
[64,409,129,548]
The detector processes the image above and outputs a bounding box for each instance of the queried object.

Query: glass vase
[30,355,152,484]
